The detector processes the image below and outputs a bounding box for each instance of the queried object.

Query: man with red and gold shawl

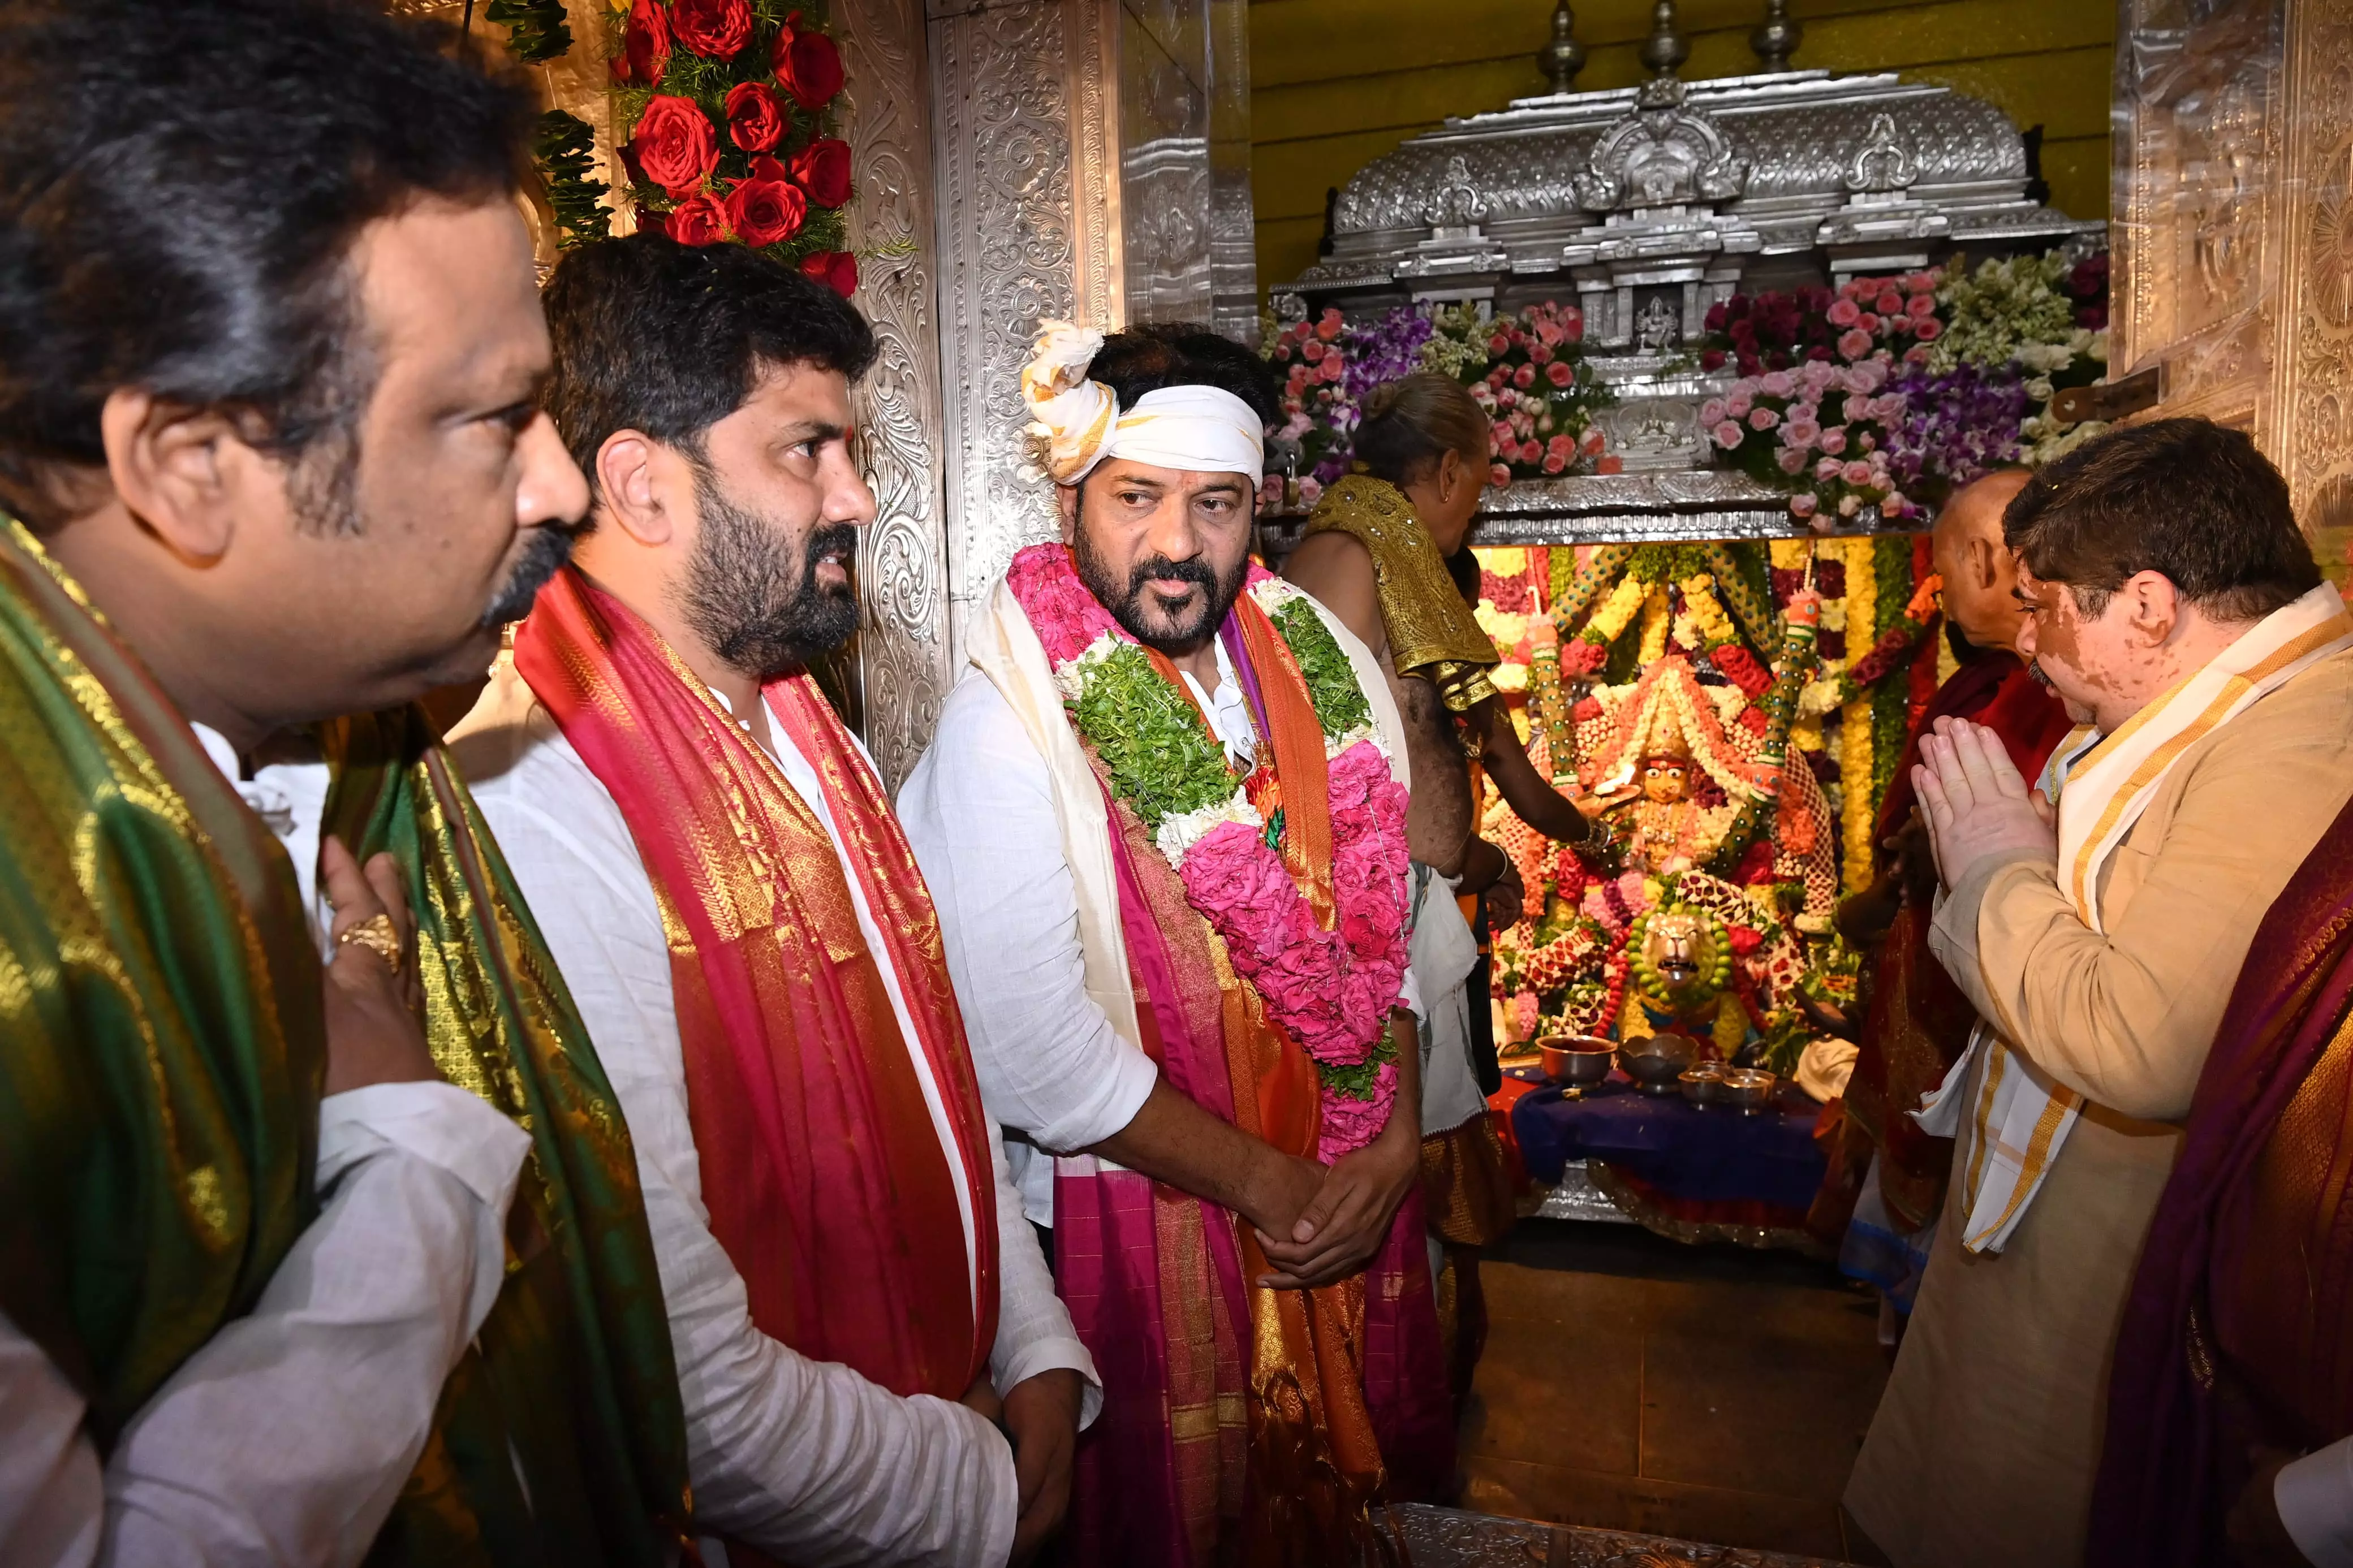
[450,236,1097,1567]
[900,322,1451,1565]
[1808,469,2073,1316]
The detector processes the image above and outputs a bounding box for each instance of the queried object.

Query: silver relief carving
[931,0,1082,668]
[835,0,951,789]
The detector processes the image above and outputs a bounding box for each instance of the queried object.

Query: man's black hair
[1085,322,1282,429]
[542,232,877,509]
[2003,417,2320,622]
[0,0,538,525]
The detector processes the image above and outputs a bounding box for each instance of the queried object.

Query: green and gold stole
[324,706,691,1565]
[0,520,689,1562]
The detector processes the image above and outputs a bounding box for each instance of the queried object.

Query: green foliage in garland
[486,0,572,62]
[535,111,611,250]
[1070,644,1236,833]
[1623,543,1714,586]
[1270,597,1371,742]
[1704,543,1781,662]
[1872,537,1916,801]
[1318,1023,1399,1102]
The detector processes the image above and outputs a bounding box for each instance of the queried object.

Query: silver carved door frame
[832,0,1256,785]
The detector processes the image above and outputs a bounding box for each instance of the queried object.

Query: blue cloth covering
[1508,1071,1828,1211]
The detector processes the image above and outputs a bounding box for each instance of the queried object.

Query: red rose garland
[671,0,751,59]
[618,3,853,275]
[725,81,786,152]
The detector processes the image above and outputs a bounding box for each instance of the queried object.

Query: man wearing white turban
[902,322,1456,1563]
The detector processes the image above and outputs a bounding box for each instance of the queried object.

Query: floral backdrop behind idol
[609,0,859,295]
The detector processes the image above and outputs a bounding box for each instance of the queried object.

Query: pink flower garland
[1006,543,1413,1161]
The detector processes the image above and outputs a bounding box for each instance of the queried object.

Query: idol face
[1061,457,1255,654]
[674,357,874,679]
[1641,757,1689,805]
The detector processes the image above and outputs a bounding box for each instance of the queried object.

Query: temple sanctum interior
[430,0,2343,1559]
[19,0,2353,1563]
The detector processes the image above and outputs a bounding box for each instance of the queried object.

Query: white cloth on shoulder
[1917,581,2353,1254]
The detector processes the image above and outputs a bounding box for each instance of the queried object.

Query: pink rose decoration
[1519,440,1544,465]
[1790,493,1819,519]
[1748,406,1778,431]
[1815,456,1844,480]
[1908,293,1938,319]
[1546,433,1575,459]
[1489,463,1512,486]
[1777,447,1810,475]
[1819,427,1847,456]
[1580,427,1606,456]
[1838,328,1873,360]
[1006,542,1119,663]
[1700,398,1727,426]
[1489,333,1512,356]
[1726,390,1754,419]
[1826,297,1862,328]
[1545,360,1574,387]
[1783,417,1822,447]
[1914,318,1943,342]
[1542,451,1567,474]
[1759,370,1795,399]
[1513,364,1537,389]
[1842,460,1874,486]
[1299,477,1323,506]
[1713,420,1746,448]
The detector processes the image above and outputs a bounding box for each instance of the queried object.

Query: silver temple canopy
[1267,66,2102,544]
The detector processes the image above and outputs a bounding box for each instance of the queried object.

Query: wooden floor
[1455,1220,1895,1565]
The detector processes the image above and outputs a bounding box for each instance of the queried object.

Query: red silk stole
[516,567,998,1399]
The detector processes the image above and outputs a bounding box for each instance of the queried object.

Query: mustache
[1127,554,1219,596]
[481,526,576,628]
[804,521,859,586]
[2026,656,2054,688]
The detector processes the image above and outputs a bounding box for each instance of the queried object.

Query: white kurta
[0,728,528,1568]
[450,660,1097,1568]
[899,642,1425,1228]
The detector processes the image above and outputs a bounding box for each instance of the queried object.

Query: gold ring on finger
[336,912,402,969]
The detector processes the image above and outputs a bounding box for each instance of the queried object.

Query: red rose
[800,250,859,298]
[611,0,671,85]
[773,12,844,110]
[671,0,751,59]
[630,94,718,198]
[725,81,786,152]
[790,137,852,208]
[667,192,733,246]
[725,176,807,248]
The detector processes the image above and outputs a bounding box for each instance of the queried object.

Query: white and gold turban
[1020,319,1265,485]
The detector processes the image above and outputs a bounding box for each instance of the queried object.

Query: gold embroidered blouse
[1303,474,1499,712]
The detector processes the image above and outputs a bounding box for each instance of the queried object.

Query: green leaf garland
[1069,643,1236,834]
[1269,596,1371,742]
[535,111,611,250]
[486,0,572,62]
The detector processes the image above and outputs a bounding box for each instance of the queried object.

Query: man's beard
[481,526,576,628]
[677,469,861,679]
[1071,513,1248,655]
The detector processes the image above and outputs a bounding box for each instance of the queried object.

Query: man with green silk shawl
[0,3,688,1563]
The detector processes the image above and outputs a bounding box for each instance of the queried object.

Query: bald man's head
[1933,468,2034,654]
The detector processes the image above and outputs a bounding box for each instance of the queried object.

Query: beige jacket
[1846,646,2353,1568]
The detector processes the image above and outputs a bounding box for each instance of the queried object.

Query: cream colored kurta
[1845,646,2353,1568]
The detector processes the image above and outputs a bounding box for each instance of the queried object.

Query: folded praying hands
[1912,716,2058,892]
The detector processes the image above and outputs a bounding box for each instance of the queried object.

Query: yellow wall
[1251,0,2115,295]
